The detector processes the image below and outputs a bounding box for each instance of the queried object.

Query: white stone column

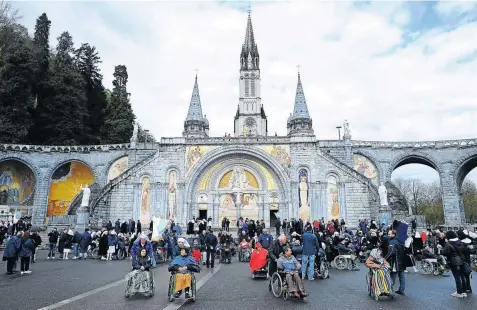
[440,167,464,225]
[133,183,140,221]
[339,182,347,222]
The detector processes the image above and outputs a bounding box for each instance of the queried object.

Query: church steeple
[287,70,314,136]
[183,74,209,138]
[240,9,259,70]
[235,8,267,137]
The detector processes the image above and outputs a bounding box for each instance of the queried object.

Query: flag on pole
[151,216,169,241]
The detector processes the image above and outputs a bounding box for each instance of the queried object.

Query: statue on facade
[378,182,388,206]
[130,122,139,147]
[81,184,91,207]
[343,119,351,139]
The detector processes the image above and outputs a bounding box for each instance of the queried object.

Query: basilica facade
[1,12,475,230]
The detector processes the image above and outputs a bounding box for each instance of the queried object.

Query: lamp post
[336,126,342,140]
[144,129,149,148]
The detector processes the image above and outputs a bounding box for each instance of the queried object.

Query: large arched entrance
[0,159,36,219]
[185,146,290,228]
[390,154,442,225]
[47,161,94,217]
[455,154,477,224]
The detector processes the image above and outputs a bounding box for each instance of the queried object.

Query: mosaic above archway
[47,161,94,216]
[353,154,378,186]
[186,145,218,176]
[0,160,35,206]
[108,156,128,181]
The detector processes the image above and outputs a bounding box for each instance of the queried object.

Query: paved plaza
[1,250,476,310]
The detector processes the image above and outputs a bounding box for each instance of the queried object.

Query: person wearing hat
[442,230,468,298]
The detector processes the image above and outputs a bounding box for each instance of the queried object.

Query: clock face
[245,117,256,128]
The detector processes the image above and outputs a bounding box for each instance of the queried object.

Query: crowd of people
[2,214,476,302]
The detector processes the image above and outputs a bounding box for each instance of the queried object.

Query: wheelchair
[125,269,155,298]
[314,251,330,279]
[419,255,449,276]
[251,258,269,279]
[220,245,232,264]
[238,247,251,262]
[268,268,307,301]
[167,271,197,302]
[366,269,394,301]
[333,247,358,270]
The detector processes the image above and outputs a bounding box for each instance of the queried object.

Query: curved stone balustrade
[0,143,131,153]
[351,138,477,149]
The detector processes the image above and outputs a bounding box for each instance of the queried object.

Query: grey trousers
[285,272,305,293]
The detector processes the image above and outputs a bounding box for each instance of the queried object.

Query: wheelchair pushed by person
[269,246,308,301]
[168,247,201,302]
[125,247,155,298]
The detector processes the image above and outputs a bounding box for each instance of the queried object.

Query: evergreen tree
[101,65,135,143]
[32,13,51,107]
[75,43,107,144]
[0,25,34,143]
[34,32,86,145]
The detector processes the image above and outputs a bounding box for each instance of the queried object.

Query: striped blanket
[370,266,393,297]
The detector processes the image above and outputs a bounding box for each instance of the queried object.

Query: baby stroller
[125,269,155,298]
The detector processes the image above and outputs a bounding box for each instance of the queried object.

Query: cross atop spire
[247,2,252,14]
[186,75,204,122]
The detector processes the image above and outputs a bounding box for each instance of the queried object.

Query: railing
[320,151,380,199]
[48,215,77,225]
[90,151,158,213]
[351,138,477,149]
[0,143,131,153]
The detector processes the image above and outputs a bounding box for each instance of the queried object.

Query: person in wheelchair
[276,246,307,298]
[168,247,200,299]
[422,245,446,270]
[125,247,154,298]
[220,233,233,263]
[250,242,268,277]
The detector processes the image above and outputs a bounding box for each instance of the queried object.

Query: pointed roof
[185,75,204,122]
[242,10,258,58]
[292,72,310,118]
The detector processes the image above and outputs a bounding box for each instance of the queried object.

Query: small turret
[287,71,314,136]
[183,75,208,138]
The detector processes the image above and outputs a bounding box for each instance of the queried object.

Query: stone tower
[287,72,314,136]
[234,10,267,137]
[183,75,209,138]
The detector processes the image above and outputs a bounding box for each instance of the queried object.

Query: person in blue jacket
[79,228,92,259]
[301,226,319,280]
[258,229,273,250]
[20,231,34,274]
[3,231,22,274]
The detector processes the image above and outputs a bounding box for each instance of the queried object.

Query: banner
[151,216,169,242]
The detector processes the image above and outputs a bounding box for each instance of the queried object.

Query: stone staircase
[89,151,158,218]
[319,151,380,199]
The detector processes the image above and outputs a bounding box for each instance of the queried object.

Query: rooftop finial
[195,68,199,78]
[247,2,252,15]
[297,64,301,76]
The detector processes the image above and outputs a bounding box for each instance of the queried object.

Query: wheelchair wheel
[320,263,329,279]
[419,260,433,275]
[168,275,175,302]
[366,272,372,297]
[334,256,347,270]
[149,272,155,297]
[91,248,99,259]
[283,291,290,301]
[191,275,197,302]
[270,273,283,298]
[238,250,242,262]
[125,279,132,298]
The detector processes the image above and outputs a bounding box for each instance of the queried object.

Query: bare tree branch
[0,0,21,28]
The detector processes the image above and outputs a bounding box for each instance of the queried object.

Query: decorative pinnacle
[247,3,251,15]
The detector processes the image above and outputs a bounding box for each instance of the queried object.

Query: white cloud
[13,1,477,144]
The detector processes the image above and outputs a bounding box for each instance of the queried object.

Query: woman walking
[20,231,34,274]
[442,231,468,298]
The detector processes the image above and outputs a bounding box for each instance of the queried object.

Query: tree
[462,180,477,223]
[101,65,135,144]
[32,13,51,106]
[0,25,33,143]
[33,32,86,145]
[137,125,156,143]
[0,0,20,28]
[75,43,107,144]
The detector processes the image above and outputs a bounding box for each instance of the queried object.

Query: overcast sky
[13,1,477,184]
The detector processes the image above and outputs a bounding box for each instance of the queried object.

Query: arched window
[245,77,250,97]
[251,74,256,97]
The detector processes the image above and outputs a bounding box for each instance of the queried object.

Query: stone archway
[185,146,291,227]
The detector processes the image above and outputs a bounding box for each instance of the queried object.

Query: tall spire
[240,8,259,70]
[287,70,314,137]
[185,74,204,121]
[292,71,310,118]
[183,74,209,138]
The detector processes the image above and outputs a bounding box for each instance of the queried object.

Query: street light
[144,129,149,148]
[336,126,342,140]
